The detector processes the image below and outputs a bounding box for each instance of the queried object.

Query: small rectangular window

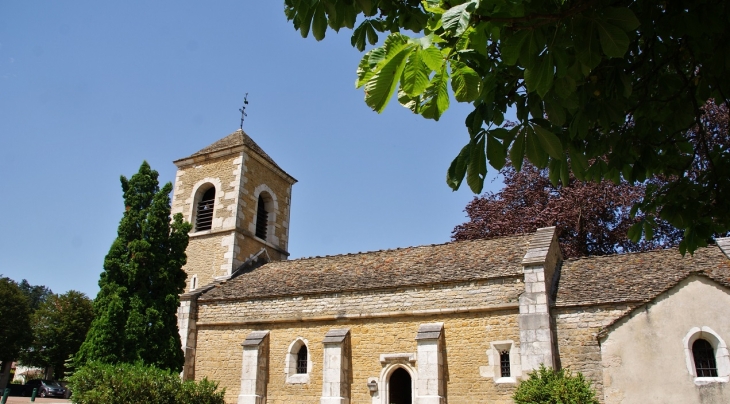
[500,350,511,378]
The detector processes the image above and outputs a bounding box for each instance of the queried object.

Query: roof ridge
[289,234,530,262]
[596,270,723,339]
[562,245,683,263]
[174,129,295,181]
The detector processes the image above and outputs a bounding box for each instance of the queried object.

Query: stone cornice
[196,303,519,327]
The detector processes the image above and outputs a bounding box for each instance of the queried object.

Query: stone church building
[173,129,730,404]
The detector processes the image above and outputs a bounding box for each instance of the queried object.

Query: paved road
[3,398,71,403]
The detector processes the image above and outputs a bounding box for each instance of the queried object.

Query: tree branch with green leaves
[284,0,730,254]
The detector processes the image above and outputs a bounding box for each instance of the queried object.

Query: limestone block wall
[194,311,521,404]
[197,278,524,324]
[171,153,242,230]
[237,154,293,261]
[192,279,526,404]
[184,233,232,288]
[553,304,636,400]
[171,147,295,287]
[236,234,289,263]
[172,152,244,284]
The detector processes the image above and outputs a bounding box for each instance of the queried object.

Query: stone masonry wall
[198,277,524,324]
[172,148,295,287]
[172,152,243,285]
[194,311,521,404]
[237,153,293,262]
[183,233,232,289]
[194,278,525,403]
[553,304,636,401]
[172,153,241,230]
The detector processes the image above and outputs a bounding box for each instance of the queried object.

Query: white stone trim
[371,360,417,404]
[379,353,416,365]
[253,184,279,211]
[187,178,222,228]
[479,340,521,384]
[518,227,560,376]
[285,338,312,384]
[682,326,730,384]
[238,330,269,404]
[321,328,350,404]
[251,184,279,246]
[171,169,187,215]
[177,299,197,380]
[415,323,444,404]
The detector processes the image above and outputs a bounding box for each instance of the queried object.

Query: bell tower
[170,129,296,289]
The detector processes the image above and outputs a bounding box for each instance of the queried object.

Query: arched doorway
[388,367,412,404]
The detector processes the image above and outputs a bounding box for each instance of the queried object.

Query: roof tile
[177,129,293,180]
[199,235,531,301]
[555,245,730,306]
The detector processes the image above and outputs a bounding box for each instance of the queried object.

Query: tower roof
[175,129,295,182]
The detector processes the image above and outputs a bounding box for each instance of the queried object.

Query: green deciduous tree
[284,0,730,253]
[19,291,94,379]
[0,276,32,388]
[75,161,192,372]
[18,280,53,312]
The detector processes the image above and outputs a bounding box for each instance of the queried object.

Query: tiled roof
[199,235,531,301]
[176,129,293,179]
[555,245,730,306]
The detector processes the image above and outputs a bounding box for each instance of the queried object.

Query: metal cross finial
[239,93,249,130]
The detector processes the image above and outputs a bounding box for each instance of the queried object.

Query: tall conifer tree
[76,162,191,372]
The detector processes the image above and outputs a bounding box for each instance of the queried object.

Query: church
[173,129,730,404]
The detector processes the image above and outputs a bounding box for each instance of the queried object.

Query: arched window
[285,338,310,384]
[255,194,268,240]
[693,339,719,377]
[296,345,308,374]
[683,326,729,382]
[195,187,215,231]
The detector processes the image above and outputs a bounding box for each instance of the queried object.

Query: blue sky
[0,1,506,298]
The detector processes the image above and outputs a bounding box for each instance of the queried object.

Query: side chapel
[173,129,730,404]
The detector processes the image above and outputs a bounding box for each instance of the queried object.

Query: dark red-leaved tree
[452,161,683,258]
[454,101,729,258]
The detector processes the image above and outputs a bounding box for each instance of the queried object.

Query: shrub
[513,365,600,404]
[68,362,225,404]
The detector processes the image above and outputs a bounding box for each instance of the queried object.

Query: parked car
[59,380,73,399]
[23,379,68,398]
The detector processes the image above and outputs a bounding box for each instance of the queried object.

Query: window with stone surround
[682,327,730,384]
[285,338,311,384]
[189,274,198,291]
[194,186,215,231]
[479,340,520,384]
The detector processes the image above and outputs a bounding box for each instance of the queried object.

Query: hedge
[68,362,225,404]
[513,365,600,404]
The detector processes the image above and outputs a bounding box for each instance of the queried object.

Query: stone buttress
[518,226,562,376]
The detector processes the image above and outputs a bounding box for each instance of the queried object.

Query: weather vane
[239,93,249,130]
